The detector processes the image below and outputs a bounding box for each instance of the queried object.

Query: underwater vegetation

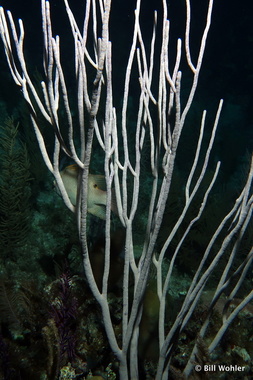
[0,117,32,261]
[0,257,252,380]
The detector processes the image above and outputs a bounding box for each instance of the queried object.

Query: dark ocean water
[0,0,252,166]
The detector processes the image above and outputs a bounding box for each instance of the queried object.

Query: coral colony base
[0,0,252,379]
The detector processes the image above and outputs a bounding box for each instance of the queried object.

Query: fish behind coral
[57,164,117,220]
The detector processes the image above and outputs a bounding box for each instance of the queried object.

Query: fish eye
[94,184,98,188]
